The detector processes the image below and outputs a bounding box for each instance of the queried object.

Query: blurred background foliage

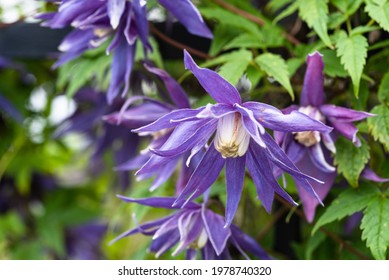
[0,0,389,260]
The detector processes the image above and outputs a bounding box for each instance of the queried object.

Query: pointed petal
[294,153,336,223]
[173,144,225,207]
[148,159,178,191]
[328,119,361,147]
[173,211,203,255]
[202,208,231,256]
[151,230,181,257]
[117,195,200,209]
[320,104,374,122]
[301,51,325,107]
[308,144,336,173]
[184,50,241,105]
[321,132,336,153]
[234,104,266,147]
[196,103,235,119]
[225,156,246,227]
[133,0,152,50]
[361,167,389,183]
[243,102,332,133]
[158,0,213,39]
[132,107,205,133]
[107,0,126,29]
[144,64,190,109]
[230,225,272,260]
[107,39,136,104]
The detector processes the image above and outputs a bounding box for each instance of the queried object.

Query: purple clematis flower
[39,0,212,104]
[110,195,271,260]
[274,51,386,222]
[133,50,333,227]
[103,64,198,194]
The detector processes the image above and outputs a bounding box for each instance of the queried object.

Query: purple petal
[320,105,374,122]
[308,144,336,173]
[202,208,231,256]
[361,167,389,183]
[151,120,216,157]
[133,0,152,50]
[243,102,332,133]
[117,195,200,210]
[151,229,181,257]
[234,104,266,147]
[328,119,361,147]
[158,0,213,39]
[294,153,336,222]
[0,94,23,123]
[133,107,205,133]
[115,153,150,171]
[225,156,246,227]
[248,143,297,208]
[144,64,190,109]
[107,38,136,104]
[230,225,272,260]
[301,51,325,107]
[196,103,235,119]
[173,211,203,255]
[148,159,178,191]
[184,50,241,105]
[173,144,225,207]
[107,0,126,29]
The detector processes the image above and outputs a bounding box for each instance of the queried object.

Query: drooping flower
[39,0,212,104]
[274,51,387,222]
[103,63,197,194]
[110,196,271,260]
[133,50,333,227]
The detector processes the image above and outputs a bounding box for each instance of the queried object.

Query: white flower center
[214,113,250,158]
[294,106,324,147]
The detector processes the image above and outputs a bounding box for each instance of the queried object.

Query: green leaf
[367,104,389,151]
[305,231,326,259]
[209,25,241,56]
[297,0,333,48]
[255,53,294,99]
[365,0,389,33]
[217,50,253,85]
[331,0,363,14]
[223,34,263,50]
[273,1,299,23]
[246,64,263,89]
[200,7,260,36]
[334,137,370,187]
[378,71,389,103]
[321,49,348,78]
[312,185,379,233]
[336,31,368,97]
[361,196,389,260]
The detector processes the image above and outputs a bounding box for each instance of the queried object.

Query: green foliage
[336,31,368,97]
[255,53,294,99]
[368,104,389,151]
[365,0,389,33]
[313,185,380,233]
[217,50,253,85]
[297,0,332,48]
[361,195,389,260]
[334,137,370,187]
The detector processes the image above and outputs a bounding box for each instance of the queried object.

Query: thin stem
[212,0,301,46]
[149,23,212,60]
[275,195,371,260]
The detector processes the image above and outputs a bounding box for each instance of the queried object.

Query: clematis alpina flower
[39,0,212,104]
[133,50,332,227]
[274,51,386,222]
[110,196,271,260]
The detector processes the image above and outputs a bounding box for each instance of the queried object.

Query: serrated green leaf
[297,0,333,48]
[217,50,253,85]
[367,104,389,151]
[336,31,368,97]
[361,196,389,260]
[365,0,389,33]
[321,49,348,77]
[223,34,263,50]
[331,0,363,13]
[312,185,379,233]
[334,137,370,187]
[378,72,389,103]
[255,53,294,99]
[273,1,299,23]
[209,25,241,56]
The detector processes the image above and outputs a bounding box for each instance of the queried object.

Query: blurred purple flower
[39,0,212,104]
[133,50,332,227]
[65,222,107,260]
[111,196,271,260]
[103,64,197,194]
[275,52,386,222]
